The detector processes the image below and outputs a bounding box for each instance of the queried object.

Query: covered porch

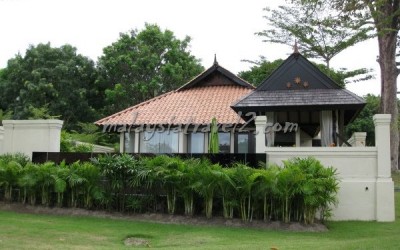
[232,51,365,150]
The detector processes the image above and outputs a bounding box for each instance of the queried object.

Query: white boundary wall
[255,114,395,222]
[0,126,4,154]
[1,120,63,159]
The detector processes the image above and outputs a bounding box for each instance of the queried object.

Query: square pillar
[119,132,124,153]
[373,114,391,178]
[134,130,140,153]
[373,114,395,222]
[255,116,267,153]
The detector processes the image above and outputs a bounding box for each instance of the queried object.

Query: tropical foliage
[257,0,372,69]
[97,23,204,115]
[0,154,339,224]
[0,24,204,137]
[0,43,99,130]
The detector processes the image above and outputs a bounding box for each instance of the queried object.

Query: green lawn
[0,193,399,250]
[393,171,400,187]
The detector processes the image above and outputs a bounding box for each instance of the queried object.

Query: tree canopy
[0,43,98,129]
[97,23,204,115]
[257,0,373,69]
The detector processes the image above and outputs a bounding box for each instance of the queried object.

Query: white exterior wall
[266,147,378,220]
[256,114,395,222]
[0,126,4,154]
[2,120,63,159]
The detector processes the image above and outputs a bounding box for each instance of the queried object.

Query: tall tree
[97,23,204,114]
[296,0,399,170]
[0,43,99,129]
[257,0,373,69]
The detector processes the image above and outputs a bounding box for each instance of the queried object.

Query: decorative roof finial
[293,40,299,54]
[213,54,218,66]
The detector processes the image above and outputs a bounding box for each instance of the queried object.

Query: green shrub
[0,153,30,167]
[0,154,338,224]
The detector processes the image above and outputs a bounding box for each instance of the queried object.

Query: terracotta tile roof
[95,85,253,126]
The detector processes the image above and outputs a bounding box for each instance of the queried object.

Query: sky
[0,0,388,97]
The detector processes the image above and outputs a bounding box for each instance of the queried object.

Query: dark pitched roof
[232,89,365,111]
[232,52,366,123]
[256,53,341,91]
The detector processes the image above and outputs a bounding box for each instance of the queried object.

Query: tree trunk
[378,34,399,170]
[373,2,400,171]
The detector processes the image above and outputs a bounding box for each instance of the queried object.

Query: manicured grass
[0,193,399,250]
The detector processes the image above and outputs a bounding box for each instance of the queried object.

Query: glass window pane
[188,133,204,153]
[140,131,179,153]
[140,131,158,153]
[237,134,248,153]
[219,132,231,153]
[159,131,179,153]
[124,132,135,153]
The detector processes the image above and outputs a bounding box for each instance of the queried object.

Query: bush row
[0,153,339,224]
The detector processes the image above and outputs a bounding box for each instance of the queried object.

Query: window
[140,131,179,153]
[234,132,255,153]
[218,132,231,153]
[124,132,135,153]
[188,132,205,153]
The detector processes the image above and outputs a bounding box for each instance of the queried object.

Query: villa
[96,49,395,222]
[96,49,365,153]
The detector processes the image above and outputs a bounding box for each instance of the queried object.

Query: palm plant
[292,157,339,224]
[250,166,278,222]
[92,154,136,211]
[77,162,103,209]
[231,163,256,222]
[194,161,224,219]
[36,162,57,206]
[180,158,200,216]
[218,168,236,219]
[52,162,69,207]
[0,160,22,202]
[18,162,40,205]
[276,163,304,223]
[133,157,163,213]
[151,156,184,215]
[66,161,87,208]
